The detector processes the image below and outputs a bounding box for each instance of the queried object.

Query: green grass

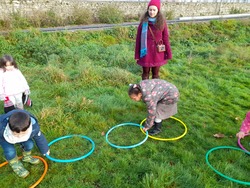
[0,19,249,188]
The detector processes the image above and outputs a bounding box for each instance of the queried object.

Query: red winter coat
[134,21,172,68]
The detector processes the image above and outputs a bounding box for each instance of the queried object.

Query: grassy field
[0,19,249,188]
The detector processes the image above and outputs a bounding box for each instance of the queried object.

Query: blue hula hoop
[46,135,95,163]
[105,123,148,149]
[205,146,250,185]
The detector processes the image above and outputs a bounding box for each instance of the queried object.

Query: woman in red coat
[134,0,172,80]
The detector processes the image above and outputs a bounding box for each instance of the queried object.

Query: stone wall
[0,0,249,19]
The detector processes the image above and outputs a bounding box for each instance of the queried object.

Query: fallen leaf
[213,133,225,138]
[235,116,241,121]
[169,161,175,166]
[101,131,105,136]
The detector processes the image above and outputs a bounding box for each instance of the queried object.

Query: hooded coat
[135,21,172,68]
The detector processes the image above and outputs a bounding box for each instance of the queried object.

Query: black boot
[148,124,156,133]
[149,122,162,135]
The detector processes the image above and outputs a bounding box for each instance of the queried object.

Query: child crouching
[0,109,49,178]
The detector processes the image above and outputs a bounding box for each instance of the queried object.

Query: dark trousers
[4,106,15,113]
[142,66,160,80]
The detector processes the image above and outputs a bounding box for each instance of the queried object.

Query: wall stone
[0,1,249,20]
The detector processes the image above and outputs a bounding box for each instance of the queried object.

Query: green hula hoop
[205,146,250,185]
[140,116,187,141]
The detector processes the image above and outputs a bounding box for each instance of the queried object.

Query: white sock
[154,118,162,123]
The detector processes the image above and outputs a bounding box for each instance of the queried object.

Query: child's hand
[24,89,30,95]
[44,150,50,156]
[236,131,246,139]
[143,127,149,132]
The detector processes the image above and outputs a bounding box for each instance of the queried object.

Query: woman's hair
[9,111,31,133]
[128,84,142,96]
[140,10,166,30]
[0,55,18,71]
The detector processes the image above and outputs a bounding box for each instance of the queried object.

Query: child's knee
[5,149,16,161]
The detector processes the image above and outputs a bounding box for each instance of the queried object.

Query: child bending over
[128,79,179,135]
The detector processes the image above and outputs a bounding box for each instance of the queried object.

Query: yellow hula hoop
[0,156,48,188]
[140,116,188,141]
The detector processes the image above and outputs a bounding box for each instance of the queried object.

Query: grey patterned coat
[140,79,179,129]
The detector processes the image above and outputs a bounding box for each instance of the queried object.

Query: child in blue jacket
[0,109,49,178]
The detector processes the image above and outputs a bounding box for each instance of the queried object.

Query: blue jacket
[0,109,49,155]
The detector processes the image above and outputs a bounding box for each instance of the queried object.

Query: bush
[0,12,32,30]
[165,10,175,20]
[97,5,124,24]
[229,7,246,14]
[38,9,65,27]
[68,6,94,25]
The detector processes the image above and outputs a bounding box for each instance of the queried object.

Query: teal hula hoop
[105,123,148,149]
[205,146,250,185]
[46,135,95,163]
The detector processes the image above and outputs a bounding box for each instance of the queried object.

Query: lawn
[0,19,249,188]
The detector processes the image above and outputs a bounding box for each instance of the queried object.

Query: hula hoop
[237,134,250,153]
[46,134,95,163]
[0,156,48,188]
[205,146,250,186]
[105,122,148,149]
[140,116,187,141]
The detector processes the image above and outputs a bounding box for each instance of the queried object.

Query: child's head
[128,84,142,101]
[0,55,18,71]
[9,111,31,134]
[148,0,160,18]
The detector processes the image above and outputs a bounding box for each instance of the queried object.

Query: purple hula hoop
[237,134,250,152]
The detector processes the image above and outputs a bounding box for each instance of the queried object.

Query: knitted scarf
[140,18,156,58]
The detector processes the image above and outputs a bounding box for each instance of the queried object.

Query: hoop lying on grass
[205,146,250,186]
[105,123,149,149]
[140,116,187,141]
[237,134,250,153]
[0,156,48,188]
[46,135,95,163]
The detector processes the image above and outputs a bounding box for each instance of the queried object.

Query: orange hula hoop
[0,156,48,188]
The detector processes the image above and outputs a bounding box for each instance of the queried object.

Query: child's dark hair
[0,55,18,70]
[140,11,166,30]
[9,111,31,133]
[128,84,142,96]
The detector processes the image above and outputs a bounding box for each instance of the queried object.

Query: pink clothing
[135,21,172,67]
[240,111,250,134]
[0,68,29,97]
[148,0,161,11]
